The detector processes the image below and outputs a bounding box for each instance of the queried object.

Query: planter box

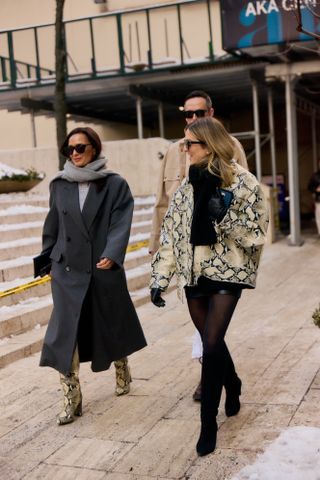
[0,178,42,194]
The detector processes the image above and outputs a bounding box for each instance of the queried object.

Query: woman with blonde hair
[150,117,268,456]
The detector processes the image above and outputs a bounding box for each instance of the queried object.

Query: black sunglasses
[63,143,91,157]
[183,139,206,150]
[183,109,207,119]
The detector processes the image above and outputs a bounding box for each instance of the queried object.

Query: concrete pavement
[0,233,319,479]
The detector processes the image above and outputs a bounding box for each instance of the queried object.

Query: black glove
[208,189,233,224]
[150,288,165,307]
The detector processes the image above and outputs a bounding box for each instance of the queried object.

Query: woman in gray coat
[39,127,147,425]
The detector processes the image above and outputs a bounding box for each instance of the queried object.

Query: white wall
[0,137,171,196]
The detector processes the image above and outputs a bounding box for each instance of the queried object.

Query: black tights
[187,292,238,355]
[187,291,241,455]
[187,292,240,389]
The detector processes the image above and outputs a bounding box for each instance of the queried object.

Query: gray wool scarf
[55,157,111,183]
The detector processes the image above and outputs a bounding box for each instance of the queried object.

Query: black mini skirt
[185,276,242,299]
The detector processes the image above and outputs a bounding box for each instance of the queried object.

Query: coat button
[86,269,91,274]
[67,237,71,242]
[62,209,67,215]
[65,266,71,272]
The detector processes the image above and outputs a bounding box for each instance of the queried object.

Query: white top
[78,182,90,211]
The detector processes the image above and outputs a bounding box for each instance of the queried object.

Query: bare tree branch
[54,0,67,170]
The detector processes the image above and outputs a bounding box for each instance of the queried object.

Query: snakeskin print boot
[57,373,82,425]
[114,357,132,396]
[57,347,82,425]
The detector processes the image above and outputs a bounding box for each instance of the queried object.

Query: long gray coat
[39,173,147,374]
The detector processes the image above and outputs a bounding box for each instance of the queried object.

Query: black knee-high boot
[223,343,242,417]
[196,351,226,456]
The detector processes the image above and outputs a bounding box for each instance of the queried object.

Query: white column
[136,96,143,139]
[252,81,262,181]
[285,74,302,246]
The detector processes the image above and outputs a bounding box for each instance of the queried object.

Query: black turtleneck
[189,164,221,246]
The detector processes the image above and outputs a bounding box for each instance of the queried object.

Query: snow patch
[0,162,28,178]
[231,426,320,480]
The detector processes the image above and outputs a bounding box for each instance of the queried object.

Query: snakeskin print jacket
[150,163,269,295]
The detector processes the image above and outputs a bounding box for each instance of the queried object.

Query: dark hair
[184,90,212,109]
[60,127,102,161]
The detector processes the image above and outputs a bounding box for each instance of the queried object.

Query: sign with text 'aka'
[221,0,320,49]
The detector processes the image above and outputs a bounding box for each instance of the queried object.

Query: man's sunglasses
[183,139,206,150]
[63,143,91,157]
[183,109,207,119]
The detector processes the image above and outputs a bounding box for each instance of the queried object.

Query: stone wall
[0,137,171,197]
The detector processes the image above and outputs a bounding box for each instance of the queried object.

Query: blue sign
[221,1,320,49]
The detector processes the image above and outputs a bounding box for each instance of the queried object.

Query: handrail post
[206,0,214,61]
[116,14,125,74]
[0,56,7,82]
[146,9,153,70]
[177,4,184,64]
[7,31,17,87]
[89,18,97,77]
[34,27,41,82]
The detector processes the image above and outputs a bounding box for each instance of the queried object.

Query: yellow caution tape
[0,275,51,299]
[0,239,150,299]
[126,239,149,253]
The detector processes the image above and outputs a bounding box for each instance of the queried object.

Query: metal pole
[206,0,214,61]
[30,110,37,147]
[146,9,153,69]
[177,4,184,64]
[34,28,41,82]
[7,31,17,87]
[252,80,262,181]
[285,74,302,246]
[116,14,125,74]
[267,88,277,189]
[158,102,164,138]
[311,109,318,171]
[136,96,143,139]
[89,18,97,76]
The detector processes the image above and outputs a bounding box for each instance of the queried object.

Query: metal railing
[0,55,54,84]
[0,0,215,89]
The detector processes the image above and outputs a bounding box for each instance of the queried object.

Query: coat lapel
[81,178,110,233]
[63,182,90,240]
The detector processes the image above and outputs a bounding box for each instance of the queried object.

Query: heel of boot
[196,420,217,457]
[74,399,82,417]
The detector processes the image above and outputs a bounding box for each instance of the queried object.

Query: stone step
[0,205,48,224]
[131,220,151,236]
[0,262,151,338]
[0,281,176,370]
[0,237,41,261]
[0,211,151,262]
[0,295,52,339]
[0,323,46,369]
[0,193,49,209]
[0,221,43,242]
[0,245,150,285]
[0,194,155,210]
[0,249,150,307]
[0,218,151,244]
[0,209,152,226]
